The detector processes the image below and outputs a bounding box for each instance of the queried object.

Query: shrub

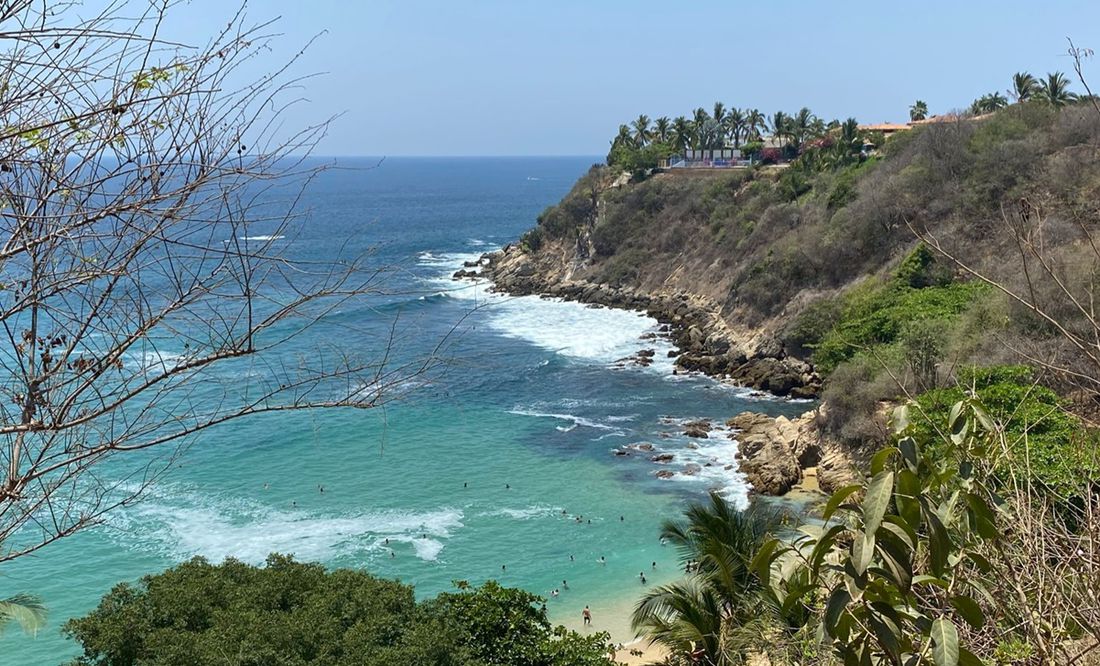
[64,555,614,666]
[909,365,1095,492]
[812,279,988,375]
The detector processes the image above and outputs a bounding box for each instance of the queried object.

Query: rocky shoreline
[452,245,858,498]
[472,245,822,399]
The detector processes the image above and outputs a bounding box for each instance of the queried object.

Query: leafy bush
[64,555,614,666]
[812,278,988,375]
[909,365,1095,492]
[755,400,1004,666]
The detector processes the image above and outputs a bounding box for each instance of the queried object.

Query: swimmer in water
[551,589,559,597]
[599,556,606,564]
[562,579,568,590]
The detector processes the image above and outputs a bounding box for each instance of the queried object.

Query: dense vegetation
[63,556,614,666]
[523,81,1100,458]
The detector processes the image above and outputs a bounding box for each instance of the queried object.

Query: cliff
[476,101,1100,495]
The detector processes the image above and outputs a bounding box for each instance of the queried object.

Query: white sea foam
[644,420,752,509]
[223,234,286,243]
[507,409,623,434]
[124,349,183,371]
[477,505,562,520]
[109,489,463,564]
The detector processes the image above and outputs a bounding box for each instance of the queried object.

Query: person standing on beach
[582,606,591,625]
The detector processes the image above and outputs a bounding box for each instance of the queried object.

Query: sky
[160,0,1100,156]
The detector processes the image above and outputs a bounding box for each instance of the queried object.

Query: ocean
[0,156,808,663]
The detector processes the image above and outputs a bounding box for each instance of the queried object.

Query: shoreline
[471,245,823,400]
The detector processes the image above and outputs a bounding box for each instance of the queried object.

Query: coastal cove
[1,157,812,662]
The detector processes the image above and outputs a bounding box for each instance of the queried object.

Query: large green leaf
[823,484,863,522]
[965,492,998,540]
[950,595,984,630]
[863,470,894,536]
[931,617,960,666]
[824,586,851,636]
[851,530,875,576]
[870,447,899,475]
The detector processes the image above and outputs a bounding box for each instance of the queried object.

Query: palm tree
[1036,71,1077,108]
[712,101,727,128]
[631,114,651,147]
[692,107,711,148]
[744,109,766,142]
[970,92,1009,114]
[1012,71,1038,102]
[725,107,745,147]
[632,494,781,665]
[770,111,789,147]
[671,116,692,153]
[611,123,632,151]
[909,99,928,121]
[653,116,671,144]
[1,594,46,636]
[790,107,816,149]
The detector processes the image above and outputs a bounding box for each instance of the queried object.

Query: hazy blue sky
[169,0,1100,156]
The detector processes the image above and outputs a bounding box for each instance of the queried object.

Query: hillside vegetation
[518,102,1100,465]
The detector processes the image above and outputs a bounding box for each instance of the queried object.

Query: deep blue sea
[1,157,808,663]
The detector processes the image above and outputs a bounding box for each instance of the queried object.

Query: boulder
[651,453,675,463]
[655,470,675,479]
[727,410,822,496]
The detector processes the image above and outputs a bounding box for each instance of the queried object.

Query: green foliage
[893,243,952,289]
[607,141,674,178]
[631,495,785,664]
[755,401,1004,666]
[425,581,612,666]
[64,555,614,666]
[910,365,1094,492]
[0,593,47,636]
[811,277,988,375]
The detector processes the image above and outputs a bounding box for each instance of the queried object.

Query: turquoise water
[1,157,807,663]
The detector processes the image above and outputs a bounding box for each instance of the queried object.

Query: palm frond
[0,593,47,636]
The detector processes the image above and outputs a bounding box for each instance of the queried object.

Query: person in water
[551,589,559,597]
[582,606,591,626]
[562,579,568,589]
[598,556,606,564]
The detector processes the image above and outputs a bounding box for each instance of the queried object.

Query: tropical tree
[726,107,746,148]
[632,114,652,147]
[1,594,46,636]
[672,116,693,153]
[653,116,672,144]
[712,101,727,127]
[611,123,633,152]
[692,107,711,149]
[790,107,817,149]
[745,109,767,142]
[632,494,781,664]
[1011,71,1038,102]
[1036,71,1077,108]
[909,99,928,121]
[970,92,1009,114]
[770,111,789,147]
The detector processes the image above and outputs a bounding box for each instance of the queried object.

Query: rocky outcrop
[727,410,858,496]
[479,244,822,398]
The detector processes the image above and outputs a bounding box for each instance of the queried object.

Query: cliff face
[487,103,1100,399]
[479,103,1100,494]
[486,237,820,398]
